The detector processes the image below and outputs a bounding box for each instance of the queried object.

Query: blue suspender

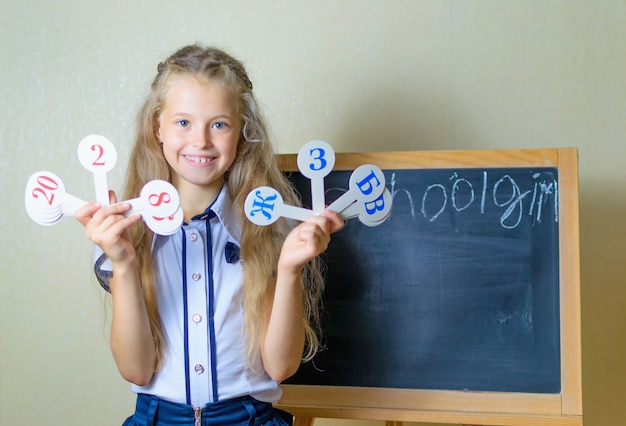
[205,218,219,402]
[181,228,192,405]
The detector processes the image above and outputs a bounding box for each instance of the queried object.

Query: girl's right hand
[74,190,143,265]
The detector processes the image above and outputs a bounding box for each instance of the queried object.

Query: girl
[75,44,343,426]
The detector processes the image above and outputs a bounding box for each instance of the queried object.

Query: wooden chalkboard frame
[275,148,582,426]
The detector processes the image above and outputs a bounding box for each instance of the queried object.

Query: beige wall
[1,1,624,425]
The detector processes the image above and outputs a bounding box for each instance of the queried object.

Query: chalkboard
[275,149,582,426]
[287,166,560,393]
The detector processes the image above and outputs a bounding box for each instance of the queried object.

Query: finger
[89,213,141,246]
[298,227,324,244]
[93,201,134,221]
[301,218,330,236]
[85,203,137,241]
[302,214,331,234]
[300,223,332,249]
[322,209,345,233]
[102,213,142,236]
[108,190,118,205]
[74,201,102,226]
[99,206,141,225]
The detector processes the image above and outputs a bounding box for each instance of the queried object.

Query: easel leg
[293,417,315,426]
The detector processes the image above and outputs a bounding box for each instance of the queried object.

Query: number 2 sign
[77,134,117,205]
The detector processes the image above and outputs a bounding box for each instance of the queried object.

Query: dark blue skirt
[123,394,292,426]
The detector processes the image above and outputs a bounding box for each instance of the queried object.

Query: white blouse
[95,185,282,407]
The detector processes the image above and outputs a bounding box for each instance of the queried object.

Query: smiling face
[156,74,242,202]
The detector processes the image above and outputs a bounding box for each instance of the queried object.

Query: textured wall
[1,1,625,425]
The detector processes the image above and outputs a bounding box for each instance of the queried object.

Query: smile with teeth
[183,154,215,164]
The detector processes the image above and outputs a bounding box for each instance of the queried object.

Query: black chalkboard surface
[286,166,561,393]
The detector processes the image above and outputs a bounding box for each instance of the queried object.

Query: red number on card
[31,175,59,205]
[91,144,106,166]
[148,192,171,207]
[152,215,175,221]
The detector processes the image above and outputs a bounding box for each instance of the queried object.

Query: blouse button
[194,364,204,374]
[189,233,198,242]
[192,314,202,323]
[192,272,201,281]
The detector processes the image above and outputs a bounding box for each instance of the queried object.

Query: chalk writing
[388,170,557,229]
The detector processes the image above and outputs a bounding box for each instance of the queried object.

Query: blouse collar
[188,184,242,244]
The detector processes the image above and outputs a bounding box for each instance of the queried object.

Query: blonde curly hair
[123,44,325,370]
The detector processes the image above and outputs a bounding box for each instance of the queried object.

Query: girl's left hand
[278,209,344,273]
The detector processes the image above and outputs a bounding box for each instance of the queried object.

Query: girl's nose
[192,129,211,148]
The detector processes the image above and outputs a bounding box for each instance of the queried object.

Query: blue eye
[213,122,227,130]
[177,120,190,127]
